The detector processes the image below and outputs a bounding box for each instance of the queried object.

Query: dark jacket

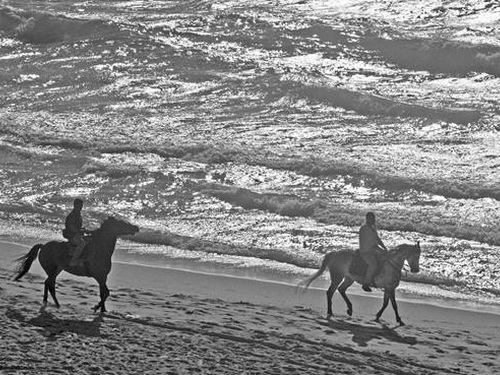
[359,224,385,254]
[63,210,83,239]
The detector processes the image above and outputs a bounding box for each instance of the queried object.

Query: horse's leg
[41,264,61,308]
[43,280,49,306]
[389,290,404,326]
[338,277,354,317]
[45,275,60,308]
[375,290,390,322]
[93,276,109,313]
[326,273,343,317]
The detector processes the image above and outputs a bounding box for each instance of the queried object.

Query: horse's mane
[90,216,120,234]
[94,216,138,235]
[98,216,126,229]
[390,243,418,254]
[99,216,114,226]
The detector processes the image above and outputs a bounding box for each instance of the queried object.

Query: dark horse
[298,242,421,325]
[13,216,139,313]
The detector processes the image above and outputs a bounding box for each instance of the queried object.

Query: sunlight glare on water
[1,0,500,309]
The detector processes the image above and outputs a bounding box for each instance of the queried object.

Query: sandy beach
[1,239,499,375]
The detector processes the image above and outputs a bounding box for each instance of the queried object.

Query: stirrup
[362,285,372,292]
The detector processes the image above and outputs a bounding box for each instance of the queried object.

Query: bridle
[386,244,419,274]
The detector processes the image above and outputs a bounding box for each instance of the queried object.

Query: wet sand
[1,240,499,374]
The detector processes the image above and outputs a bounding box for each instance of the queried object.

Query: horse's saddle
[67,236,92,258]
[349,251,385,278]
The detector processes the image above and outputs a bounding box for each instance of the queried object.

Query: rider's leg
[361,252,377,291]
[70,235,85,266]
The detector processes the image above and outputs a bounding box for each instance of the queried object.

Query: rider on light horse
[359,211,388,292]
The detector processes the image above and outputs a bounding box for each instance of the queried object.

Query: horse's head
[100,216,139,236]
[407,241,421,273]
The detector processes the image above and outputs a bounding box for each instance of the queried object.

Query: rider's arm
[376,233,388,251]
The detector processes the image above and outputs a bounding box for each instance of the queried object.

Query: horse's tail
[297,252,332,291]
[13,244,42,281]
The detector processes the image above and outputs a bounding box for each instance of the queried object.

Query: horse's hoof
[374,317,380,322]
[398,320,405,326]
[347,309,353,317]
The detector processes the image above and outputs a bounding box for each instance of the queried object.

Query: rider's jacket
[359,224,382,253]
[63,210,83,239]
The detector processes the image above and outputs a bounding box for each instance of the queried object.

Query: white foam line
[3,239,499,316]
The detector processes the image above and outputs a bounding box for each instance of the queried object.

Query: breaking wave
[126,229,318,269]
[297,83,481,124]
[363,37,500,77]
[258,77,481,124]
[203,186,318,217]
[0,6,119,44]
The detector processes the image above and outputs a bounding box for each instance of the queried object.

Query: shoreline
[3,238,500,318]
[2,239,499,325]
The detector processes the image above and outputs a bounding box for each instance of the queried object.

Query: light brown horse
[298,242,421,325]
[13,216,139,313]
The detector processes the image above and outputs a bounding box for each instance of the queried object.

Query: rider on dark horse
[359,212,388,292]
[63,198,89,267]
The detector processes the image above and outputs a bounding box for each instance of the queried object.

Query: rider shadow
[319,317,417,348]
[6,308,104,341]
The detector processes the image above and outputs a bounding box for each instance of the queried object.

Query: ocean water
[1,0,500,311]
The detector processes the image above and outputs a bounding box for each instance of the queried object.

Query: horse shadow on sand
[6,308,104,341]
[317,317,417,347]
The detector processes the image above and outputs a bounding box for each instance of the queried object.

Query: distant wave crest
[203,186,318,218]
[298,83,481,124]
[363,37,500,77]
[0,6,118,44]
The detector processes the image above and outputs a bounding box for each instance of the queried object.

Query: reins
[386,258,403,273]
[385,245,415,275]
